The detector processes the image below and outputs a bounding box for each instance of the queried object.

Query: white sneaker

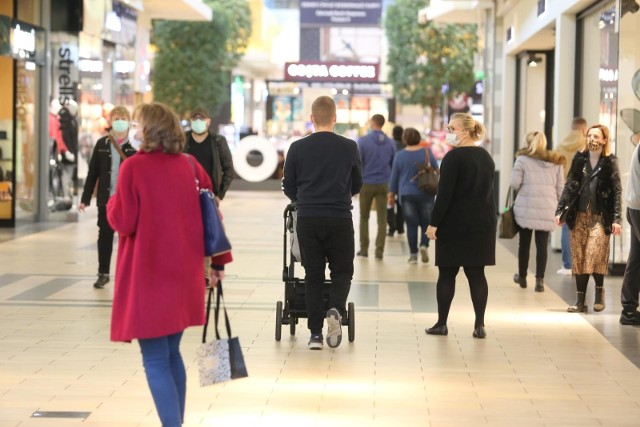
[325,308,342,348]
[556,268,572,275]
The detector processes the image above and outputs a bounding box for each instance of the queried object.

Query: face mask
[128,128,143,150]
[445,132,460,146]
[587,139,602,152]
[111,119,129,133]
[191,119,208,135]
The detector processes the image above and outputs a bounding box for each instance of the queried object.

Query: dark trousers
[436,266,488,328]
[518,228,549,279]
[387,199,404,234]
[401,194,433,254]
[622,208,640,312]
[296,216,354,334]
[97,206,115,275]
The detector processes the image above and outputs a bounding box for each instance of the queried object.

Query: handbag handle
[201,281,233,343]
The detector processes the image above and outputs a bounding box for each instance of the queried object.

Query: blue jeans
[561,223,572,269]
[401,194,433,254]
[138,332,186,427]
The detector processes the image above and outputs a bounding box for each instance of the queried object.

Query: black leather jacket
[555,151,622,234]
[184,132,234,199]
[80,135,137,207]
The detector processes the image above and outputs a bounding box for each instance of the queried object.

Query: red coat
[107,151,223,342]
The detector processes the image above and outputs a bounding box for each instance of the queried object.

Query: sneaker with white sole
[408,254,418,264]
[420,246,429,263]
[308,333,323,350]
[325,308,342,348]
[556,267,572,275]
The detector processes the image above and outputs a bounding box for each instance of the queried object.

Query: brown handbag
[413,148,439,196]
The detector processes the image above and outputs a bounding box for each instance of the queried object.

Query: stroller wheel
[275,301,283,341]
[348,302,355,342]
[290,317,296,336]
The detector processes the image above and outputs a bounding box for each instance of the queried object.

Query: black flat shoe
[472,326,486,339]
[426,324,448,336]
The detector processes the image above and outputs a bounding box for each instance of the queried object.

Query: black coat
[80,136,137,207]
[556,151,622,234]
[184,132,234,200]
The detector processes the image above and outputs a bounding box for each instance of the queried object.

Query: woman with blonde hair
[555,124,622,313]
[107,102,232,426]
[425,113,496,339]
[511,131,564,292]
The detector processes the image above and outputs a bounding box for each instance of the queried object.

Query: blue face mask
[111,119,129,133]
[191,119,208,135]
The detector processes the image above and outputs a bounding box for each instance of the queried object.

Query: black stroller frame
[275,204,355,342]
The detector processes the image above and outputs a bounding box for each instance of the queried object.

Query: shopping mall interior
[1,191,640,426]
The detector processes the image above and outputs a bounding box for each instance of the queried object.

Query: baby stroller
[275,203,355,342]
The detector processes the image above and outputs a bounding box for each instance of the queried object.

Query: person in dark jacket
[184,107,234,204]
[387,125,406,237]
[425,113,496,339]
[79,105,137,289]
[555,124,622,313]
[282,95,363,350]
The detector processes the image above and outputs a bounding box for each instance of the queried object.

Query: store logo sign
[284,62,379,82]
[12,24,35,58]
[599,67,618,82]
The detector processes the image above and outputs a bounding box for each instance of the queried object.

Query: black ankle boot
[535,278,545,292]
[567,291,588,313]
[513,273,527,289]
[594,286,605,312]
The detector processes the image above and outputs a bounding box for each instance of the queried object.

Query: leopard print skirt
[569,210,610,275]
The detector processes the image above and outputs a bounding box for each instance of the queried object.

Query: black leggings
[575,273,605,293]
[436,266,488,328]
[518,228,549,278]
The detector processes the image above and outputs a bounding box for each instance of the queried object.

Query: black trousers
[622,208,640,312]
[97,206,115,275]
[296,216,354,334]
[387,199,404,234]
[518,228,549,279]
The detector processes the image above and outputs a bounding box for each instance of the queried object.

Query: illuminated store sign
[0,16,45,65]
[12,24,35,58]
[300,1,382,25]
[284,62,379,82]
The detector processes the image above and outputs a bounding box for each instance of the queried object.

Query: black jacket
[80,135,137,207]
[556,150,622,234]
[184,132,234,199]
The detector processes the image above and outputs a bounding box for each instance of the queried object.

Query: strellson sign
[284,62,379,83]
[300,1,382,25]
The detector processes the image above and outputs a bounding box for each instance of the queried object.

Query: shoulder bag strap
[424,148,430,168]
[201,287,214,343]
[213,280,233,340]
[107,134,127,161]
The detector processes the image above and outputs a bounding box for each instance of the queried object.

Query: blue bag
[185,155,232,257]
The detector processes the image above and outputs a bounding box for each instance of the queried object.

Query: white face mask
[445,132,460,146]
[128,128,143,150]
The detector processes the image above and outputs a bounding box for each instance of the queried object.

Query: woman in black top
[555,124,622,313]
[425,113,497,339]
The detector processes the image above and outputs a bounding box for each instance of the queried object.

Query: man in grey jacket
[620,144,640,325]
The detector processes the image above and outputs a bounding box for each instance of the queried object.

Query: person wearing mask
[555,117,587,275]
[620,143,640,325]
[78,106,137,289]
[184,107,234,205]
[511,131,565,292]
[357,114,396,259]
[282,96,363,350]
[387,125,406,237]
[555,124,622,313]
[107,102,232,426]
[388,127,438,264]
[425,113,496,339]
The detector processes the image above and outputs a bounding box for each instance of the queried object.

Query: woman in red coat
[107,102,231,427]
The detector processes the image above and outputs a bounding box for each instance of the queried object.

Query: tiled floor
[2,190,640,427]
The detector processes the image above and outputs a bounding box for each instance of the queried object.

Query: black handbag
[499,189,518,239]
[413,149,439,196]
[558,167,600,224]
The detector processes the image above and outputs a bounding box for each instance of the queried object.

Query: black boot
[567,291,588,313]
[513,273,527,289]
[535,278,545,292]
[594,286,605,312]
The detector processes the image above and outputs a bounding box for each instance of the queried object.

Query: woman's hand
[209,268,225,286]
[386,192,395,206]
[612,223,622,236]
[426,225,438,240]
[554,215,562,226]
